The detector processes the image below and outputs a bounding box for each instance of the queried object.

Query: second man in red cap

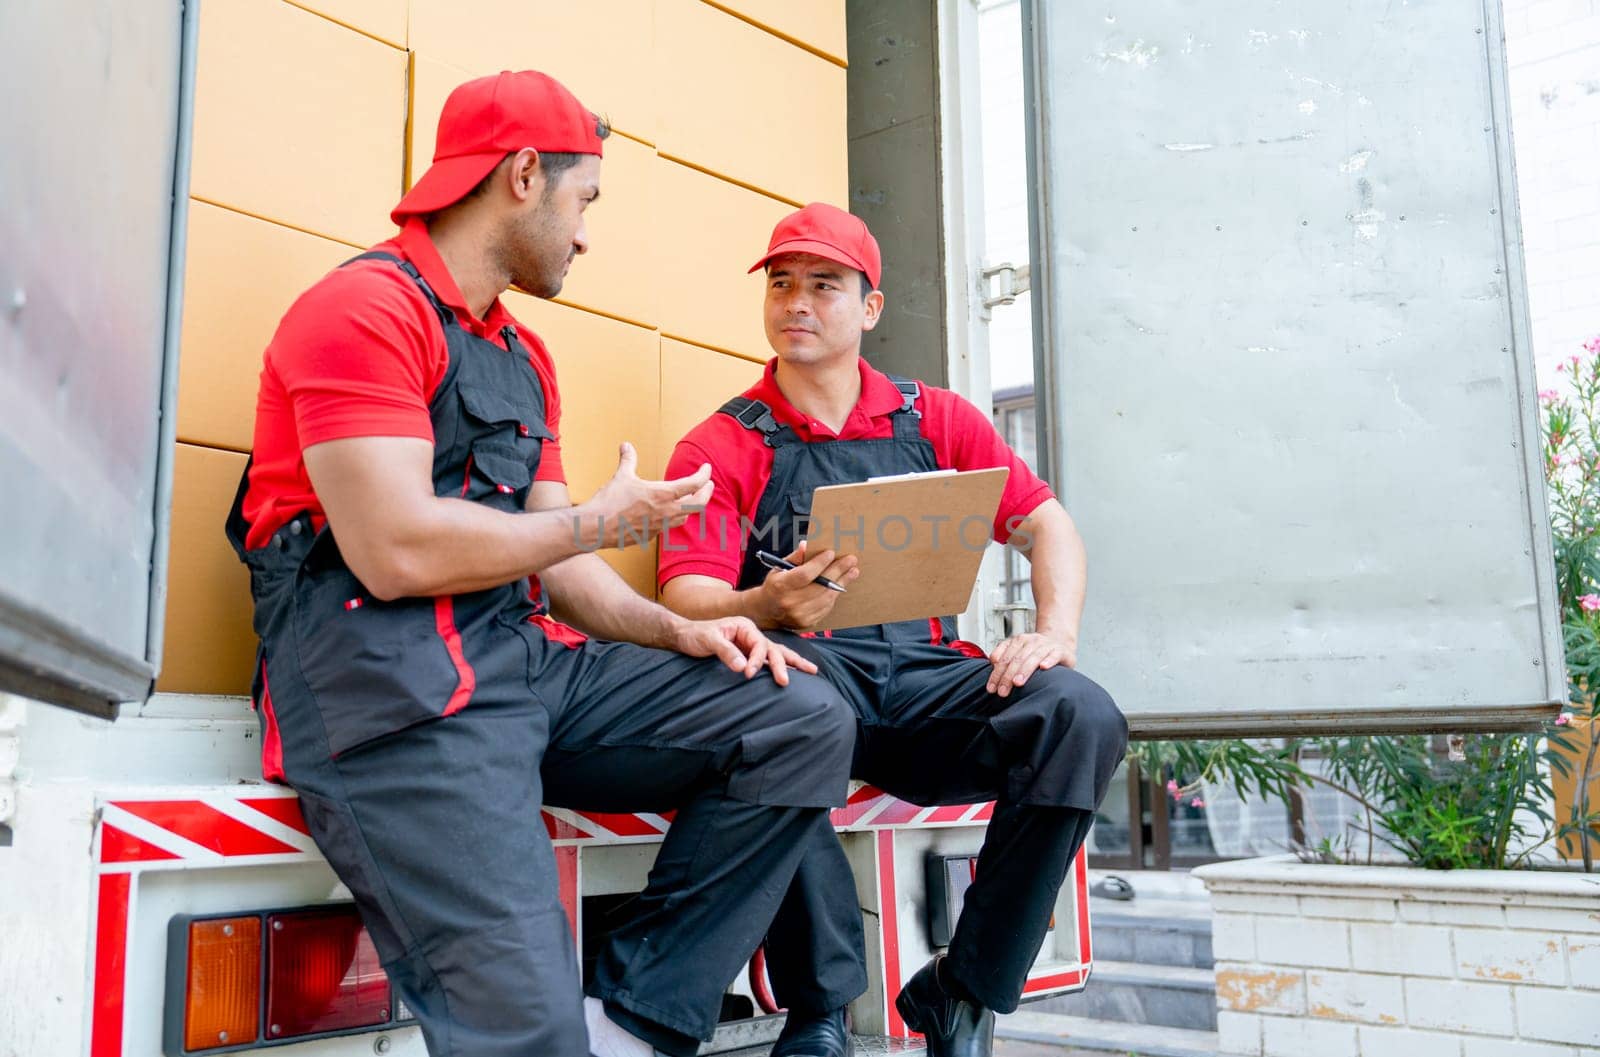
[658,203,1129,1057]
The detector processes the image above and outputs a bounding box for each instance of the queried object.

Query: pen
[755,549,848,593]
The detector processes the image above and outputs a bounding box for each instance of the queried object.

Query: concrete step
[1025,960,1218,1031]
[997,1009,1219,1057]
[1090,906,1215,970]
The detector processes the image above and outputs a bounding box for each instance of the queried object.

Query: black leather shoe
[894,956,994,1057]
[769,1006,853,1057]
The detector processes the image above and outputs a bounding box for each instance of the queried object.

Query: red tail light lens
[265,908,390,1039]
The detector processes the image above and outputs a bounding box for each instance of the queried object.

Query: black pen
[755,549,848,593]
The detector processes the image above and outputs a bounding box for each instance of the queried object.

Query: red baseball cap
[749,202,882,290]
[392,70,605,225]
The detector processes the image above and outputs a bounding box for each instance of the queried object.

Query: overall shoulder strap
[885,374,922,416]
[343,251,453,329]
[885,373,924,440]
[718,396,798,448]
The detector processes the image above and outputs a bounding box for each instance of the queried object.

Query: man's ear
[508,147,544,203]
[862,289,886,332]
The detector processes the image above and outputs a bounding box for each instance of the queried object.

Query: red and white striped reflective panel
[99,796,316,865]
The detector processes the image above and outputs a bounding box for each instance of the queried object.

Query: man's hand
[985,631,1078,697]
[755,543,859,630]
[578,442,712,550]
[669,616,820,686]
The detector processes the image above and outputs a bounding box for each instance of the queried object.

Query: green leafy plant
[1125,337,1600,871]
[1541,336,1600,871]
[1129,729,1574,871]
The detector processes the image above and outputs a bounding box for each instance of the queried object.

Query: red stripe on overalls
[258,661,286,783]
[435,597,477,716]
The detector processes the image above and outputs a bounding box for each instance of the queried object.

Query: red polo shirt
[658,357,1054,588]
[241,219,565,549]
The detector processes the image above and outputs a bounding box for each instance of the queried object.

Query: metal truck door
[0,1,196,718]
[1023,1,1562,735]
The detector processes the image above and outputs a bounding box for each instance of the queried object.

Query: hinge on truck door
[986,601,1036,644]
[981,261,1031,310]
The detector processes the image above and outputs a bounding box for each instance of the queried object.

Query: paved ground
[998,1041,1137,1057]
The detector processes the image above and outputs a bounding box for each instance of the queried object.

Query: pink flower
[1166,779,1179,797]
[1580,594,1600,611]
[1540,388,1559,401]
[1585,336,1600,354]
[1558,362,1568,372]
[1556,713,1572,726]
[1190,797,1205,808]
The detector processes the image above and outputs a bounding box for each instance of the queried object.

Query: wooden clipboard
[801,467,1010,631]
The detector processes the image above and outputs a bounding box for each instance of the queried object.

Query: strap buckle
[893,379,922,419]
[734,399,780,436]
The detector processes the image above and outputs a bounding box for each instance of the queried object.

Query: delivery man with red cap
[226,72,856,1057]
[658,203,1129,1057]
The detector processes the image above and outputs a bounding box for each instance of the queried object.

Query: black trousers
[765,634,1127,1016]
[273,622,855,1057]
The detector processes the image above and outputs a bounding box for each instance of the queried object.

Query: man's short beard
[503,205,567,299]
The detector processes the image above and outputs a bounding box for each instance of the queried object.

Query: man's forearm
[356,497,605,600]
[303,437,621,601]
[541,552,688,646]
[660,576,782,628]
[1017,500,1088,643]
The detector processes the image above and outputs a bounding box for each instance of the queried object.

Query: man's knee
[1077,677,1129,758]
[1034,668,1128,764]
[773,672,856,754]
[721,672,855,807]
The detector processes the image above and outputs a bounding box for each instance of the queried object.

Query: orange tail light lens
[183,916,261,1051]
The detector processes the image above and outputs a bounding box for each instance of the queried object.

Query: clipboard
[801,467,1010,631]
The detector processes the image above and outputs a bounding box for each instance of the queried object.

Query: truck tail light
[183,917,261,1051]
[167,904,410,1055]
[265,908,389,1037]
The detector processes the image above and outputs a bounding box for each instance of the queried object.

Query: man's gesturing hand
[580,442,712,550]
[756,543,859,630]
[670,616,820,686]
[985,631,1077,697]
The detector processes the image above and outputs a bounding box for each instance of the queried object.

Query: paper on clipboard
[801,466,1010,631]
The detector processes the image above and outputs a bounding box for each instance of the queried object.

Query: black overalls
[717,379,1128,1017]
[226,253,856,1057]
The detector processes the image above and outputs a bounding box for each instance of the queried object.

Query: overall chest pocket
[294,569,463,757]
[458,384,550,450]
[456,384,550,505]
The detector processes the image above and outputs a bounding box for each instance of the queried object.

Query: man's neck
[426,211,509,321]
[773,353,862,434]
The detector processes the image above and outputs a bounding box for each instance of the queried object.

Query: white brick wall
[1260,1014,1359,1057]
[1359,1023,1467,1057]
[1256,916,1351,969]
[1462,1039,1586,1057]
[1454,928,1568,986]
[1218,1010,1265,1056]
[1351,922,1457,977]
[1404,978,1518,1036]
[1514,986,1600,1047]
[1198,857,1600,1057]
